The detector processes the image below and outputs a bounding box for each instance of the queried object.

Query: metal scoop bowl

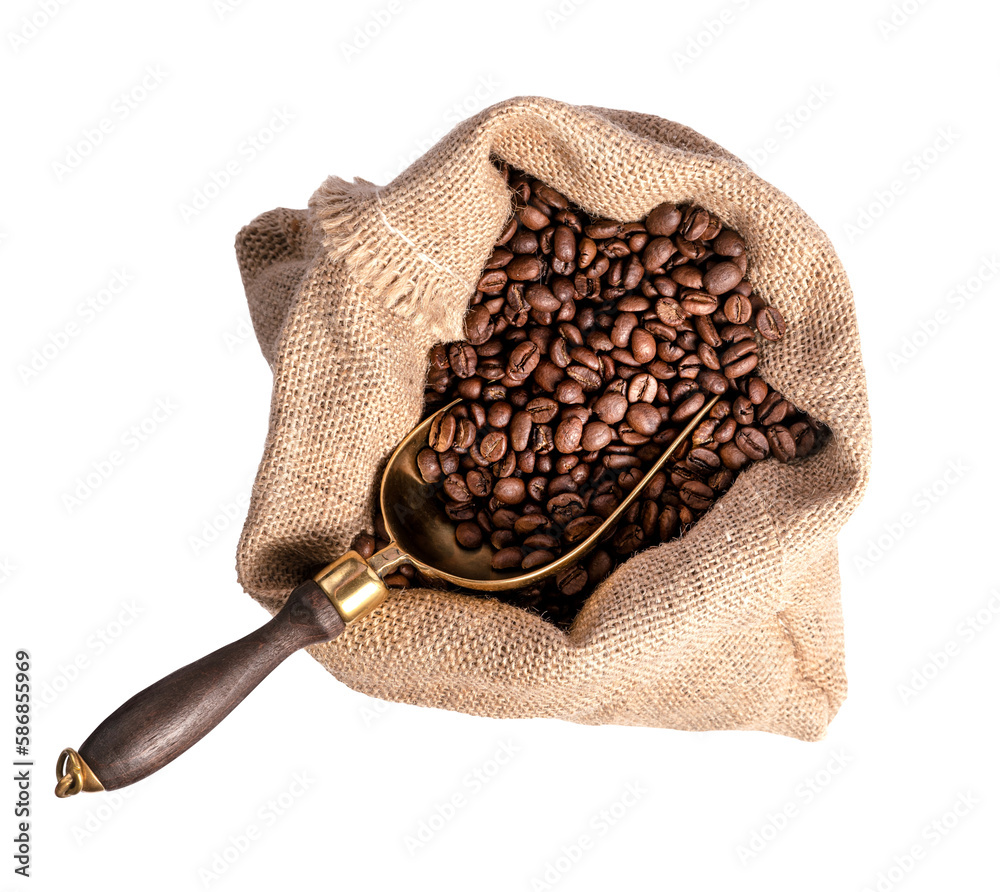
[56,393,718,797]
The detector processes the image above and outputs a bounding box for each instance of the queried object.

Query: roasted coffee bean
[703,261,743,296]
[508,341,541,377]
[417,447,443,483]
[493,476,526,505]
[631,328,657,363]
[480,431,508,463]
[627,373,657,403]
[756,306,786,341]
[735,426,769,460]
[555,417,583,453]
[713,229,745,256]
[455,521,483,549]
[492,546,524,570]
[351,533,376,560]
[681,291,718,316]
[526,396,559,423]
[642,237,675,271]
[724,294,753,325]
[747,377,769,405]
[766,425,796,462]
[548,492,586,523]
[556,564,589,595]
[680,479,714,510]
[625,402,661,437]
[658,300,692,331]
[429,412,456,452]
[581,421,613,451]
[443,473,472,504]
[594,392,629,423]
[733,395,755,425]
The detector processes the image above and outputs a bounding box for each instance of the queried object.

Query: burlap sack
[234,96,870,741]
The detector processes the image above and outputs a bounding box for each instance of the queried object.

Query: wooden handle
[67,580,345,793]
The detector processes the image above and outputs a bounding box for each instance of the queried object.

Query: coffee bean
[747,377,769,405]
[630,328,657,363]
[713,229,745,256]
[681,207,711,240]
[506,254,542,281]
[429,412,456,452]
[493,477,526,505]
[517,205,549,231]
[646,202,681,236]
[548,492,586,523]
[626,402,661,436]
[702,261,743,296]
[555,417,583,453]
[581,421,613,451]
[627,373,657,403]
[492,546,524,570]
[508,340,541,377]
[556,564,589,595]
[480,430,508,463]
[566,364,602,391]
[680,479,714,510]
[681,291,718,316]
[766,425,796,462]
[522,549,554,570]
[564,514,602,543]
[642,237,675,271]
[553,225,576,262]
[455,521,483,549]
[756,306,786,341]
[735,426,769,460]
[724,294,753,325]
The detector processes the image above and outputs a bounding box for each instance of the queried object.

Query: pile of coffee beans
[354,165,825,628]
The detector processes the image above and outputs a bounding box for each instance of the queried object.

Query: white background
[2,0,997,890]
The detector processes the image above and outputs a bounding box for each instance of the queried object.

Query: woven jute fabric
[234,96,870,740]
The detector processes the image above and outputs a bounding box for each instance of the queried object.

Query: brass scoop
[56,393,719,797]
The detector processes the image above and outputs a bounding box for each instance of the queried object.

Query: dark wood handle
[76,580,345,791]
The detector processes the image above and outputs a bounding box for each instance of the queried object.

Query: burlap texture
[234,96,870,741]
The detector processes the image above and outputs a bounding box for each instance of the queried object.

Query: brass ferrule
[313,551,390,624]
